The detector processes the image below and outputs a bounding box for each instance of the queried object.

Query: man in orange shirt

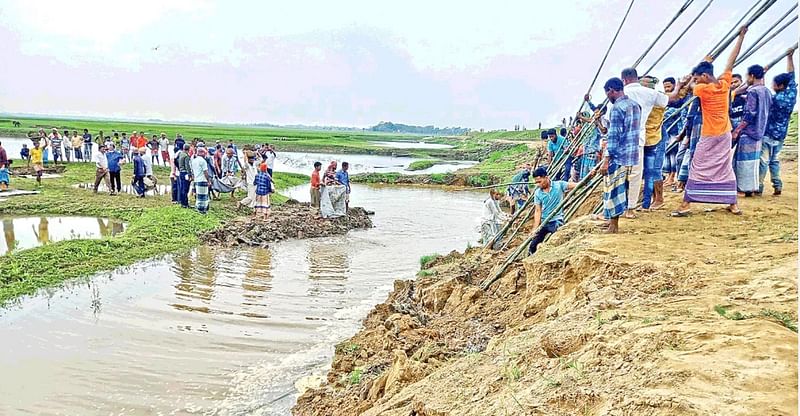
[310,161,322,209]
[672,26,747,217]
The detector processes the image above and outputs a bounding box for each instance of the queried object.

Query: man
[639,75,670,210]
[120,132,131,162]
[577,107,607,179]
[227,139,238,155]
[481,189,507,247]
[177,143,192,208]
[71,130,82,161]
[310,161,322,209]
[546,129,569,172]
[159,133,170,166]
[220,147,241,177]
[30,142,44,186]
[149,135,160,165]
[49,128,62,165]
[62,129,72,162]
[139,147,155,189]
[673,27,747,217]
[528,167,581,254]
[191,147,212,214]
[82,129,93,161]
[336,161,351,211]
[661,78,686,187]
[132,148,146,197]
[174,134,186,153]
[507,164,532,214]
[106,144,124,194]
[620,67,682,218]
[730,74,747,129]
[93,144,113,195]
[760,48,797,196]
[264,144,277,176]
[732,64,771,196]
[0,141,9,191]
[599,77,641,233]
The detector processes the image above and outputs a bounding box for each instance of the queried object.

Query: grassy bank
[405,159,441,171]
[0,161,308,305]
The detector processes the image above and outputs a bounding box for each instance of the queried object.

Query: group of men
[309,160,352,218]
[488,26,795,253]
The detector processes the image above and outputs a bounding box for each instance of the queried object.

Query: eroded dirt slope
[294,162,798,416]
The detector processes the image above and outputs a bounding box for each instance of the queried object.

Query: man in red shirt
[310,161,322,209]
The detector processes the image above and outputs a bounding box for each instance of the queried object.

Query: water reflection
[307,240,350,297]
[0,216,125,255]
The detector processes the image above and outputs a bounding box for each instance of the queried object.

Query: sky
[0,0,797,130]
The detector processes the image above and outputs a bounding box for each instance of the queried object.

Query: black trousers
[528,221,561,255]
[109,171,122,192]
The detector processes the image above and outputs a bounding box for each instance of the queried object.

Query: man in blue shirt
[600,77,641,234]
[82,129,93,161]
[528,167,582,255]
[760,49,797,196]
[732,64,771,196]
[546,129,569,175]
[132,149,146,198]
[335,161,351,210]
[105,144,124,194]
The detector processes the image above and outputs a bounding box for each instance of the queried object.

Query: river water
[0,183,486,415]
[0,216,125,255]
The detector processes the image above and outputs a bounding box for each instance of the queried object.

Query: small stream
[0,183,486,415]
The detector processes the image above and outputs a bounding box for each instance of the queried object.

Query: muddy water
[0,184,486,415]
[276,151,476,176]
[0,216,125,255]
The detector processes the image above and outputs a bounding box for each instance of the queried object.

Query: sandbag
[320,185,347,218]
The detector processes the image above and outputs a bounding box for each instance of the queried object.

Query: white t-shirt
[264,151,276,169]
[191,156,208,179]
[623,82,669,147]
[482,198,504,224]
[142,156,154,176]
[93,151,108,169]
[159,138,169,151]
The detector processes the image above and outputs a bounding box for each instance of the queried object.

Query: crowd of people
[483,26,796,252]
[18,126,356,219]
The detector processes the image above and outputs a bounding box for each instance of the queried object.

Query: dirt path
[294,161,797,416]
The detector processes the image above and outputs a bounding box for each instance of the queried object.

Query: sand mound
[204,200,373,246]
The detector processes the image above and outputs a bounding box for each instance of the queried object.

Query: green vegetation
[346,368,363,385]
[335,342,361,355]
[714,305,797,332]
[468,129,545,141]
[0,116,434,156]
[419,253,441,269]
[786,111,798,145]
[369,121,468,135]
[406,159,441,171]
[0,161,308,305]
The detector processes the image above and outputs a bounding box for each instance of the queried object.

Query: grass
[406,159,441,171]
[335,342,361,355]
[714,304,797,332]
[419,253,441,269]
[346,368,363,385]
[785,112,798,145]
[0,161,308,306]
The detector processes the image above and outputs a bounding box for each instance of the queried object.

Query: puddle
[0,216,125,255]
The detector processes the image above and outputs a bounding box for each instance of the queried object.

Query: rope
[643,0,716,75]
[632,0,694,68]
[736,14,799,66]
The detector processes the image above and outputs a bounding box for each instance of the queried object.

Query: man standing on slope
[599,77,641,234]
[759,48,797,196]
[310,161,322,210]
[672,27,747,216]
[732,64,771,197]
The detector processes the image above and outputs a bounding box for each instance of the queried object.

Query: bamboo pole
[736,17,798,66]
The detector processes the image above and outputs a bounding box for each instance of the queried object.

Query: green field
[0,116,453,156]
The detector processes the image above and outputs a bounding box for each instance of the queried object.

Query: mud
[10,164,66,175]
[204,200,373,247]
[293,162,798,416]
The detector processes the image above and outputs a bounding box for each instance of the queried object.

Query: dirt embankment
[294,163,798,416]
[204,200,373,247]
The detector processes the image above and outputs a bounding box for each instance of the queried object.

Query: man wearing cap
[528,167,583,254]
[600,77,641,234]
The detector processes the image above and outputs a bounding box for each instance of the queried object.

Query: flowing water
[275,151,475,175]
[0,183,486,415]
[0,216,125,255]
[369,140,454,149]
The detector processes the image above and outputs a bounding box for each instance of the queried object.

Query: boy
[253,163,274,219]
[20,144,30,167]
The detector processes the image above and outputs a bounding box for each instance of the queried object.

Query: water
[0,216,125,255]
[0,184,486,415]
[369,140,454,149]
[276,151,475,176]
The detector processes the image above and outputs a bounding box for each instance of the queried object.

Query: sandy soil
[293,160,797,416]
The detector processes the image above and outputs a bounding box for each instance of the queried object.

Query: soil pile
[204,200,372,247]
[293,163,798,415]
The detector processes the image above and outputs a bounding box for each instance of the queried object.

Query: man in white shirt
[264,144,277,176]
[620,67,679,218]
[92,145,114,195]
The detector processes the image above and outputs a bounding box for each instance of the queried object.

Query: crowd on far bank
[482,27,796,254]
[15,128,354,219]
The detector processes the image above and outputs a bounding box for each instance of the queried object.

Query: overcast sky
[0,0,797,129]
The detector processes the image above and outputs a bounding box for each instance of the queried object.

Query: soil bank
[293,161,798,415]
